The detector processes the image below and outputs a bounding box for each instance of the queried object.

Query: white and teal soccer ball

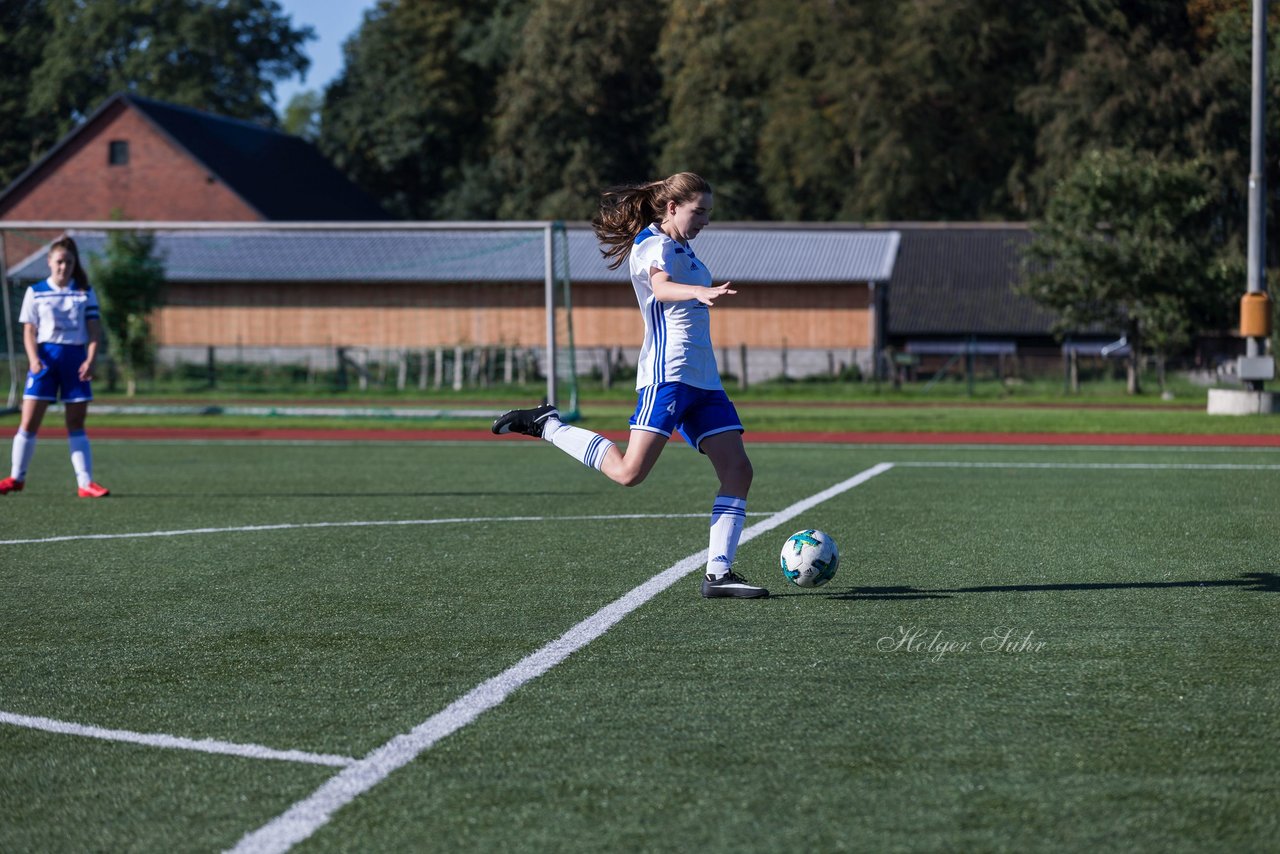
[780,529,840,588]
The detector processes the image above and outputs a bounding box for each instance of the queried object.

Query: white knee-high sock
[68,429,92,488]
[541,417,614,471]
[707,495,748,579]
[12,430,36,481]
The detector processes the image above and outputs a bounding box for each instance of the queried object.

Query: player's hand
[78,360,94,381]
[29,360,44,376]
[697,281,737,307]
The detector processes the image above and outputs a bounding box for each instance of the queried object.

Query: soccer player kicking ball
[0,236,110,499]
[492,172,764,599]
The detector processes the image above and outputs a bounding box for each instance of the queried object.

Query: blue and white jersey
[628,223,722,391]
[18,279,101,346]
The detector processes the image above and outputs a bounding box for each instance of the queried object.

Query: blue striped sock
[542,420,615,472]
[707,496,748,578]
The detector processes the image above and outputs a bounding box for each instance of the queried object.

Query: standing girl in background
[1,236,110,498]
[492,172,764,598]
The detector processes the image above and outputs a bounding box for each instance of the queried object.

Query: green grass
[2,440,1278,852]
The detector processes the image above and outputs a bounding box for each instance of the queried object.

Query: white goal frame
[0,220,571,410]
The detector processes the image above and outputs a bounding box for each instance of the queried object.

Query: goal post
[548,220,580,421]
[0,220,579,416]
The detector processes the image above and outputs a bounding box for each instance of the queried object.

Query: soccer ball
[780,529,840,588]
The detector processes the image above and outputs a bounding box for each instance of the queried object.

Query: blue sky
[273,0,375,112]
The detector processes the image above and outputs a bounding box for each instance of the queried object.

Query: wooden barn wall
[153,280,872,349]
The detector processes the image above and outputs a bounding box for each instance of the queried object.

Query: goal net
[1,221,579,419]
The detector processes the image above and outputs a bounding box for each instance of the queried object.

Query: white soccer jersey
[628,223,722,391]
[18,279,101,345]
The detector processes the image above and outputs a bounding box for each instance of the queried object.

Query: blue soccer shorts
[25,343,93,403]
[629,382,744,452]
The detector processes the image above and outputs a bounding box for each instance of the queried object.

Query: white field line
[226,462,896,854]
[85,438,1280,453]
[895,461,1280,471]
[0,711,355,767]
[0,513,766,547]
[7,459,1273,548]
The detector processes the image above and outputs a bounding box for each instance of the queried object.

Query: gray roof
[7,226,900,285]
[883,225,1060,337]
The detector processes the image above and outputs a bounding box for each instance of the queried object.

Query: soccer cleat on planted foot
[491,404,558,438]
[77,481,110,498]
[0,476,24,495]
[701,570,769,599]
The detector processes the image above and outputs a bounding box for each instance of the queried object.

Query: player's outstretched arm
[651,268,737,306]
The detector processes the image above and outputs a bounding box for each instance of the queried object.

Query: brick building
[0,92,386,267]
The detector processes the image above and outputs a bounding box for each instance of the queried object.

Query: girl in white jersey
[0,236,110,498]
[492,172,765,599]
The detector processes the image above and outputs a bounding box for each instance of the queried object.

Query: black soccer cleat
[491,404,559,438]
[701,570,769,599]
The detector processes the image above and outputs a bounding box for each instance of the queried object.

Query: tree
[1021,149,1238,394]
[842,0,1099,221]
[0,0,53,186]
[654,0,771,220]
[303,0,1280,243]
[281,90,321,141]
[1181,1,1280,277]
[21,0,312,158]
[487,0,664,219]
[88,226,166,397]
[1017,15,1203,216]
[319,0,524,219]
[747,1,890,221]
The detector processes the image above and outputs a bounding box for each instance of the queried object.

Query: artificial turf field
[1,437,1277,853]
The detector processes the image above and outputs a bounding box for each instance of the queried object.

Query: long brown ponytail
[592,172,712,270]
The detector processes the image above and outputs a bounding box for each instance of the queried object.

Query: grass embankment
[5,375,1278,435]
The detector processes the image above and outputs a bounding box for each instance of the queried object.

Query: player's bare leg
[597,430,667,487]
[702,430,753,499]
[18,397,50,434]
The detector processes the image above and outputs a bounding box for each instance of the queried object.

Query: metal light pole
[1240,0,1275,390]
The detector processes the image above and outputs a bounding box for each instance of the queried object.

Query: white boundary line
[0,513,763,547]
[896,461,1280,471]
[6,458,1272,849]
[226,462,896,854]
[0,711,355,767]
[89,438,1280,452]
[8,459,1275,547]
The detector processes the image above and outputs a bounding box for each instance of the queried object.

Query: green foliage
[311,0,1280,239]
[488,0,664,219]
[1022,148,1241,391]
[0,0,312,187]
[5,0,1279,242]
[317,0,522,219]
[655,0,771,220]
[0,1,54,186]
[280,90,321,141]
[28,0,313,129]
[838,0,1059,220]
[88,227,166,396]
